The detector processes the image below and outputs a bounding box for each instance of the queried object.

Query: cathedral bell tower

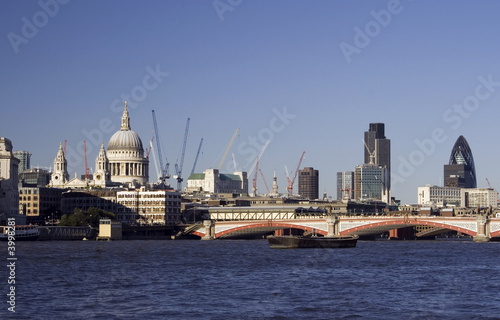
[49,142,69,187]
[94,142,110,187]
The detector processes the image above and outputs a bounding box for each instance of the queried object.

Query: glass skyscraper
[444,135,476,188]
[364,123,390,188]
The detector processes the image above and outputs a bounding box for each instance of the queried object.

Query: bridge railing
[210,211,329,221]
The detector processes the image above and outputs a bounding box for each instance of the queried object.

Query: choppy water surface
[1,240,500,319]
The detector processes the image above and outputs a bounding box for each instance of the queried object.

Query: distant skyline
[2,0,500,203]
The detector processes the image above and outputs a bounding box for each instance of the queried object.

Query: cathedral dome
[106,102,149,185]
[107,130,143,151]
[107,102,144,152]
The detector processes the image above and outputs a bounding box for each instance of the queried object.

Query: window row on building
[417,185,498,208]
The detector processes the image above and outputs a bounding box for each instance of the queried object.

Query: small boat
[267,235,358,249]
[0,225,39,241]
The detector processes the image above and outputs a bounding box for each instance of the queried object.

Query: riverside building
[0,137,20,218]
[19,187,63,218]
[116,188,181,225]
[61,190,118,215]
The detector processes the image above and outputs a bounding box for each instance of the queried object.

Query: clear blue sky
[2,0,500,203]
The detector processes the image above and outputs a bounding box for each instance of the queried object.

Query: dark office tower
[444,136,476,188]
[364,123,391,189]
[298,167,319,200]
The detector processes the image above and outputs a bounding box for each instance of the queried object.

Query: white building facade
[186,169,248,195]
[417,185,462,207]
[116,189,181,225]
[417,185,498,208]
[461,188,498,208]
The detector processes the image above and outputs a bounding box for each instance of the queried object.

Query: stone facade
[0,137,20,217]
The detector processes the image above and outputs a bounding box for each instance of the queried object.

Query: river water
[1,239,500,320]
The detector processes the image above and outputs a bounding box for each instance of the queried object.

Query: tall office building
[298,167,319,200]
[13,150,31,174]
[444,136,476,188]
[354,164,388,202]
[364,123,391,188]
[337,171,354,201]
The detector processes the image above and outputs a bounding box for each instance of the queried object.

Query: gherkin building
[444,136,476,188]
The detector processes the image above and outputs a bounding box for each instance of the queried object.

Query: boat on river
[0,225,39,241]
[267,235,358,249]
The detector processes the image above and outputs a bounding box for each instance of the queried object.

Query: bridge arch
[215,221,328,239]
[491,230,500,238]
[190,216,488,239]
[339,218,477,237]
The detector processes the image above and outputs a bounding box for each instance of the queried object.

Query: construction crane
[150,136,161,180]
[174,118,190,191]
[340,184,351,200]
[486,178,500,203]
[259,168,270,194]
[252,157,260,196]
[218,128,239,170]
[152,110,170,185]
[231,153,238,171]
[247,140,270,176]
[486,178,493,189]
[84,140,89,180]
[190,138,204,175]
[63,140,67,157]
[145,136,154,158]
[363,139,376,164]
[286,151,305,196]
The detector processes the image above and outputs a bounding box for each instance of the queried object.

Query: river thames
[1,239,500,319]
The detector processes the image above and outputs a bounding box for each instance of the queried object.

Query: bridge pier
[473,214,491,242]
[326,215,340,237]
[201,220,215,240]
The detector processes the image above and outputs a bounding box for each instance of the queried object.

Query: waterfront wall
[38,226,96,240]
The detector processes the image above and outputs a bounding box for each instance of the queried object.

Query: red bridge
[191,215,500,242]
